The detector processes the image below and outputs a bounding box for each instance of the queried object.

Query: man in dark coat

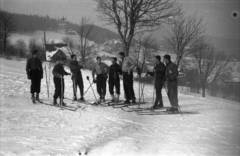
[69,54,84,101]
[163,54,179,112]
[148,55,166,109]
[52,57,71,106]
[26,50,43,103]
[108,57,122,102]
[92,57,109,102]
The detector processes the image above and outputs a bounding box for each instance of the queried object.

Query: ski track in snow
[0,58,240,156]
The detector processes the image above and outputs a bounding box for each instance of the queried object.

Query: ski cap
[32,50,38,55]
[163,54,171,61]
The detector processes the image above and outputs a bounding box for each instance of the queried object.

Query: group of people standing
[26,50,179,112]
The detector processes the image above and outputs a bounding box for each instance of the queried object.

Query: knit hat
[32,50,38,55]
[112,57,117,61]
[163,54,171,61]
[155,55,161,61]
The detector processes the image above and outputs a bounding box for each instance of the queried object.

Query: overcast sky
[1,0,239,39]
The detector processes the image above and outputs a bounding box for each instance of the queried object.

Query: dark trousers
[30,69,41,95]
[154,80,164,106]
[167,80,179,107]
[96,74,107,99]
[53,77,65,100]
[109,79,120,95]
[123,72,136,100]
[72,75,84,98]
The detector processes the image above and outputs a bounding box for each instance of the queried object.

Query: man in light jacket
[118,52,136,104]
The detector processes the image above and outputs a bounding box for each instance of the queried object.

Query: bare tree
[134,34,158,75]
[62,36,76,56]
[95,0,180,56]
[0,11,17,55]
[192,39,232,97]
[28,38,40,54]
[164,12,205,67]
[15,39,27,59]
[77,17,95,65]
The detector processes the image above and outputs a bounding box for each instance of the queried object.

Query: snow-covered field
[0,58,240,156]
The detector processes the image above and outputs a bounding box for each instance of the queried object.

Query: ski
[111,101,146,109]
[41,102,79,111]
[135,106,171,112]
[120,102,148,112]
[137,109,198,115]
[59,105,78,111]
[98,99,113,106]
[107,100,124,106]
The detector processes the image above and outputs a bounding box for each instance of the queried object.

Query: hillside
[4,11,120,44]
[0,58,240,156]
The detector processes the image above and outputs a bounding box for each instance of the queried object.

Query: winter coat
[165,61,179,81]
[109,63,122,82]
[69,60,83,78]
[52,63,69,78]
[26,57,43,79]
[154,62,166,80]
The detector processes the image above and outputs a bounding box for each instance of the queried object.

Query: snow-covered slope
[0,58,240,156]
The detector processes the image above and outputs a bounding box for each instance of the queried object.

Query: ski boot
[31,96,36,104]
[79,97,85,102]
[59,101,66,107]
[167,107,179,113]
[53,99,58,106]
[115,94,120,103]
[36,94,43,103]
[110,95,115,102]
[73,97,78,101]
[151,104,158,110]
[131,99,136,104]
[124,99,130,104]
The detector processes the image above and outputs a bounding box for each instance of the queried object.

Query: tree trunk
[81,56,85,69]
[202,86,206,97]
[123,42,130,56]
[3,35,7,55]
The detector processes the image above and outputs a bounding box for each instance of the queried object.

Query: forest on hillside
[9,12,120,44]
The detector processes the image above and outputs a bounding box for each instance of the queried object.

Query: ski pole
[44,66,49,98]
[83,77,94,95]
[138,74,140,104]
[73,75,77,103]
[86,76,98,103]
[139,82,145,102]
[151,71,156,109]
[60,76,63,107]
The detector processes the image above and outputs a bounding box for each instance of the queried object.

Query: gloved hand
[104,74,108,79]
[67,73,71,76]
[93,79,97,83]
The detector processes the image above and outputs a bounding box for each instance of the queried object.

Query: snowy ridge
[0,58,240,156]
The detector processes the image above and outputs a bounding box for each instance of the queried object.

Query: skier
[118,52,136,104]
[163,55,179,112]
[52,57,71,106]
[108,57,122,102]
[92,56,109,102]
[147,55,166,109]
[69,54,84,101]
[26,49,43,103]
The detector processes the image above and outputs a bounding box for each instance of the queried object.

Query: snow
[0,58,240,156]
[9,31,67,45]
